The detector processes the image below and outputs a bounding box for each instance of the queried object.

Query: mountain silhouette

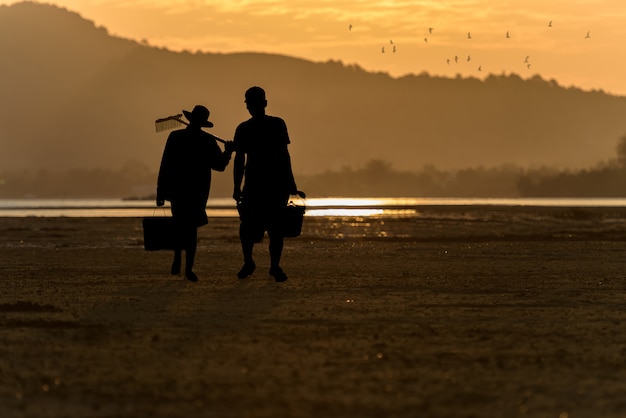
[2,1,626,176]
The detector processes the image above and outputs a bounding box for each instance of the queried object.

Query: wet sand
[1,207,626,418]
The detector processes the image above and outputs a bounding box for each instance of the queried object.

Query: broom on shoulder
[155,114,227,144]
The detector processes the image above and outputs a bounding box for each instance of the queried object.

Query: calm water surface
[2,197,626,217]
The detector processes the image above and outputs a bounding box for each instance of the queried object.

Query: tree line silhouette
[3,136,626,199]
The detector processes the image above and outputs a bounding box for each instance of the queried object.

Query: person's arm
[279,119,305,198]
[208,136,234,172]
[156,136,174,206]
[232,126,245,201]
[233,151,245,202]
[284,146,298,195]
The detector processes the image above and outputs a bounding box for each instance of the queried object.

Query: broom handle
[167,115,227,144]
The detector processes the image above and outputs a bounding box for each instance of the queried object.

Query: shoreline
[5,197,626,220]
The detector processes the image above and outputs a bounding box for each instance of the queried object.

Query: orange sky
[4,0,626,95]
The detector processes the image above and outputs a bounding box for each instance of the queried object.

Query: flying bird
[585,31,591,39]
[467,55,471,62]
[446,58,451,65]
[393,45,396,53]
[424,37,428,43]
[527,63,531,69]
[548,21,553,27]
[429,27,433,34]
[454,55,459,63]
[467,32,472,39]
[506,31,511,38]
[390,39,394,44]
[349,24,352,31]
[478,66,482,72]
[381,46,385,53]
[524,56,530,64]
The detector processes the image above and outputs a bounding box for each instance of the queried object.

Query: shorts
[237,200,286,242]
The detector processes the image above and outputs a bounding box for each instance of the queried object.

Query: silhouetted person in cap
[157,105,234,282]
[232,86,305,282]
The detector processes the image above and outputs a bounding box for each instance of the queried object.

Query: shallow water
[3,197,626,218]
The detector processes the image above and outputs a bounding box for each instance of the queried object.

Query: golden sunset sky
[4,0,626,95]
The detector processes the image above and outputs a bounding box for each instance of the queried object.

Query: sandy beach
[1,207,626,418]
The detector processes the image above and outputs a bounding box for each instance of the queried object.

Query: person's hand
[156,199,165,207]
[224,140,235,153]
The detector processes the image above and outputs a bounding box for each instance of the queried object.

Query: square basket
[142,216,178,251]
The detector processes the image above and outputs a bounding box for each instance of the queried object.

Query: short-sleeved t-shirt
[234,115,295,202]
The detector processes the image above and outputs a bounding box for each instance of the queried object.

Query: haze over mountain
[2,1,626,177]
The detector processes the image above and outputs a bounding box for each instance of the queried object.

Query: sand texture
[1,206,626,418]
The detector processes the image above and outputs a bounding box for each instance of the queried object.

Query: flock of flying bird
[349,20,592,73]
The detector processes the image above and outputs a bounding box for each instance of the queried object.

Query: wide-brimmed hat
[182,105,214,128]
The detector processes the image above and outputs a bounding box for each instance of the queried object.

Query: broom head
[155,114,186,132]
[154,113,227,144]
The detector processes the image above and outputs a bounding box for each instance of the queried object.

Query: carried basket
[143,215,178,251]
[282,196,306,238]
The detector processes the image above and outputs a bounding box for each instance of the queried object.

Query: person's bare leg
[268,234,287,282]
[171,250,182,275]
[184,227,198,282]
[237,224,256,279]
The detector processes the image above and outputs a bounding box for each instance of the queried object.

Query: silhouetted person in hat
[157,105,234,282]
[232,86,305,282]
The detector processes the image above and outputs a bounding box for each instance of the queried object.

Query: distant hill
[2,1,626,176]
